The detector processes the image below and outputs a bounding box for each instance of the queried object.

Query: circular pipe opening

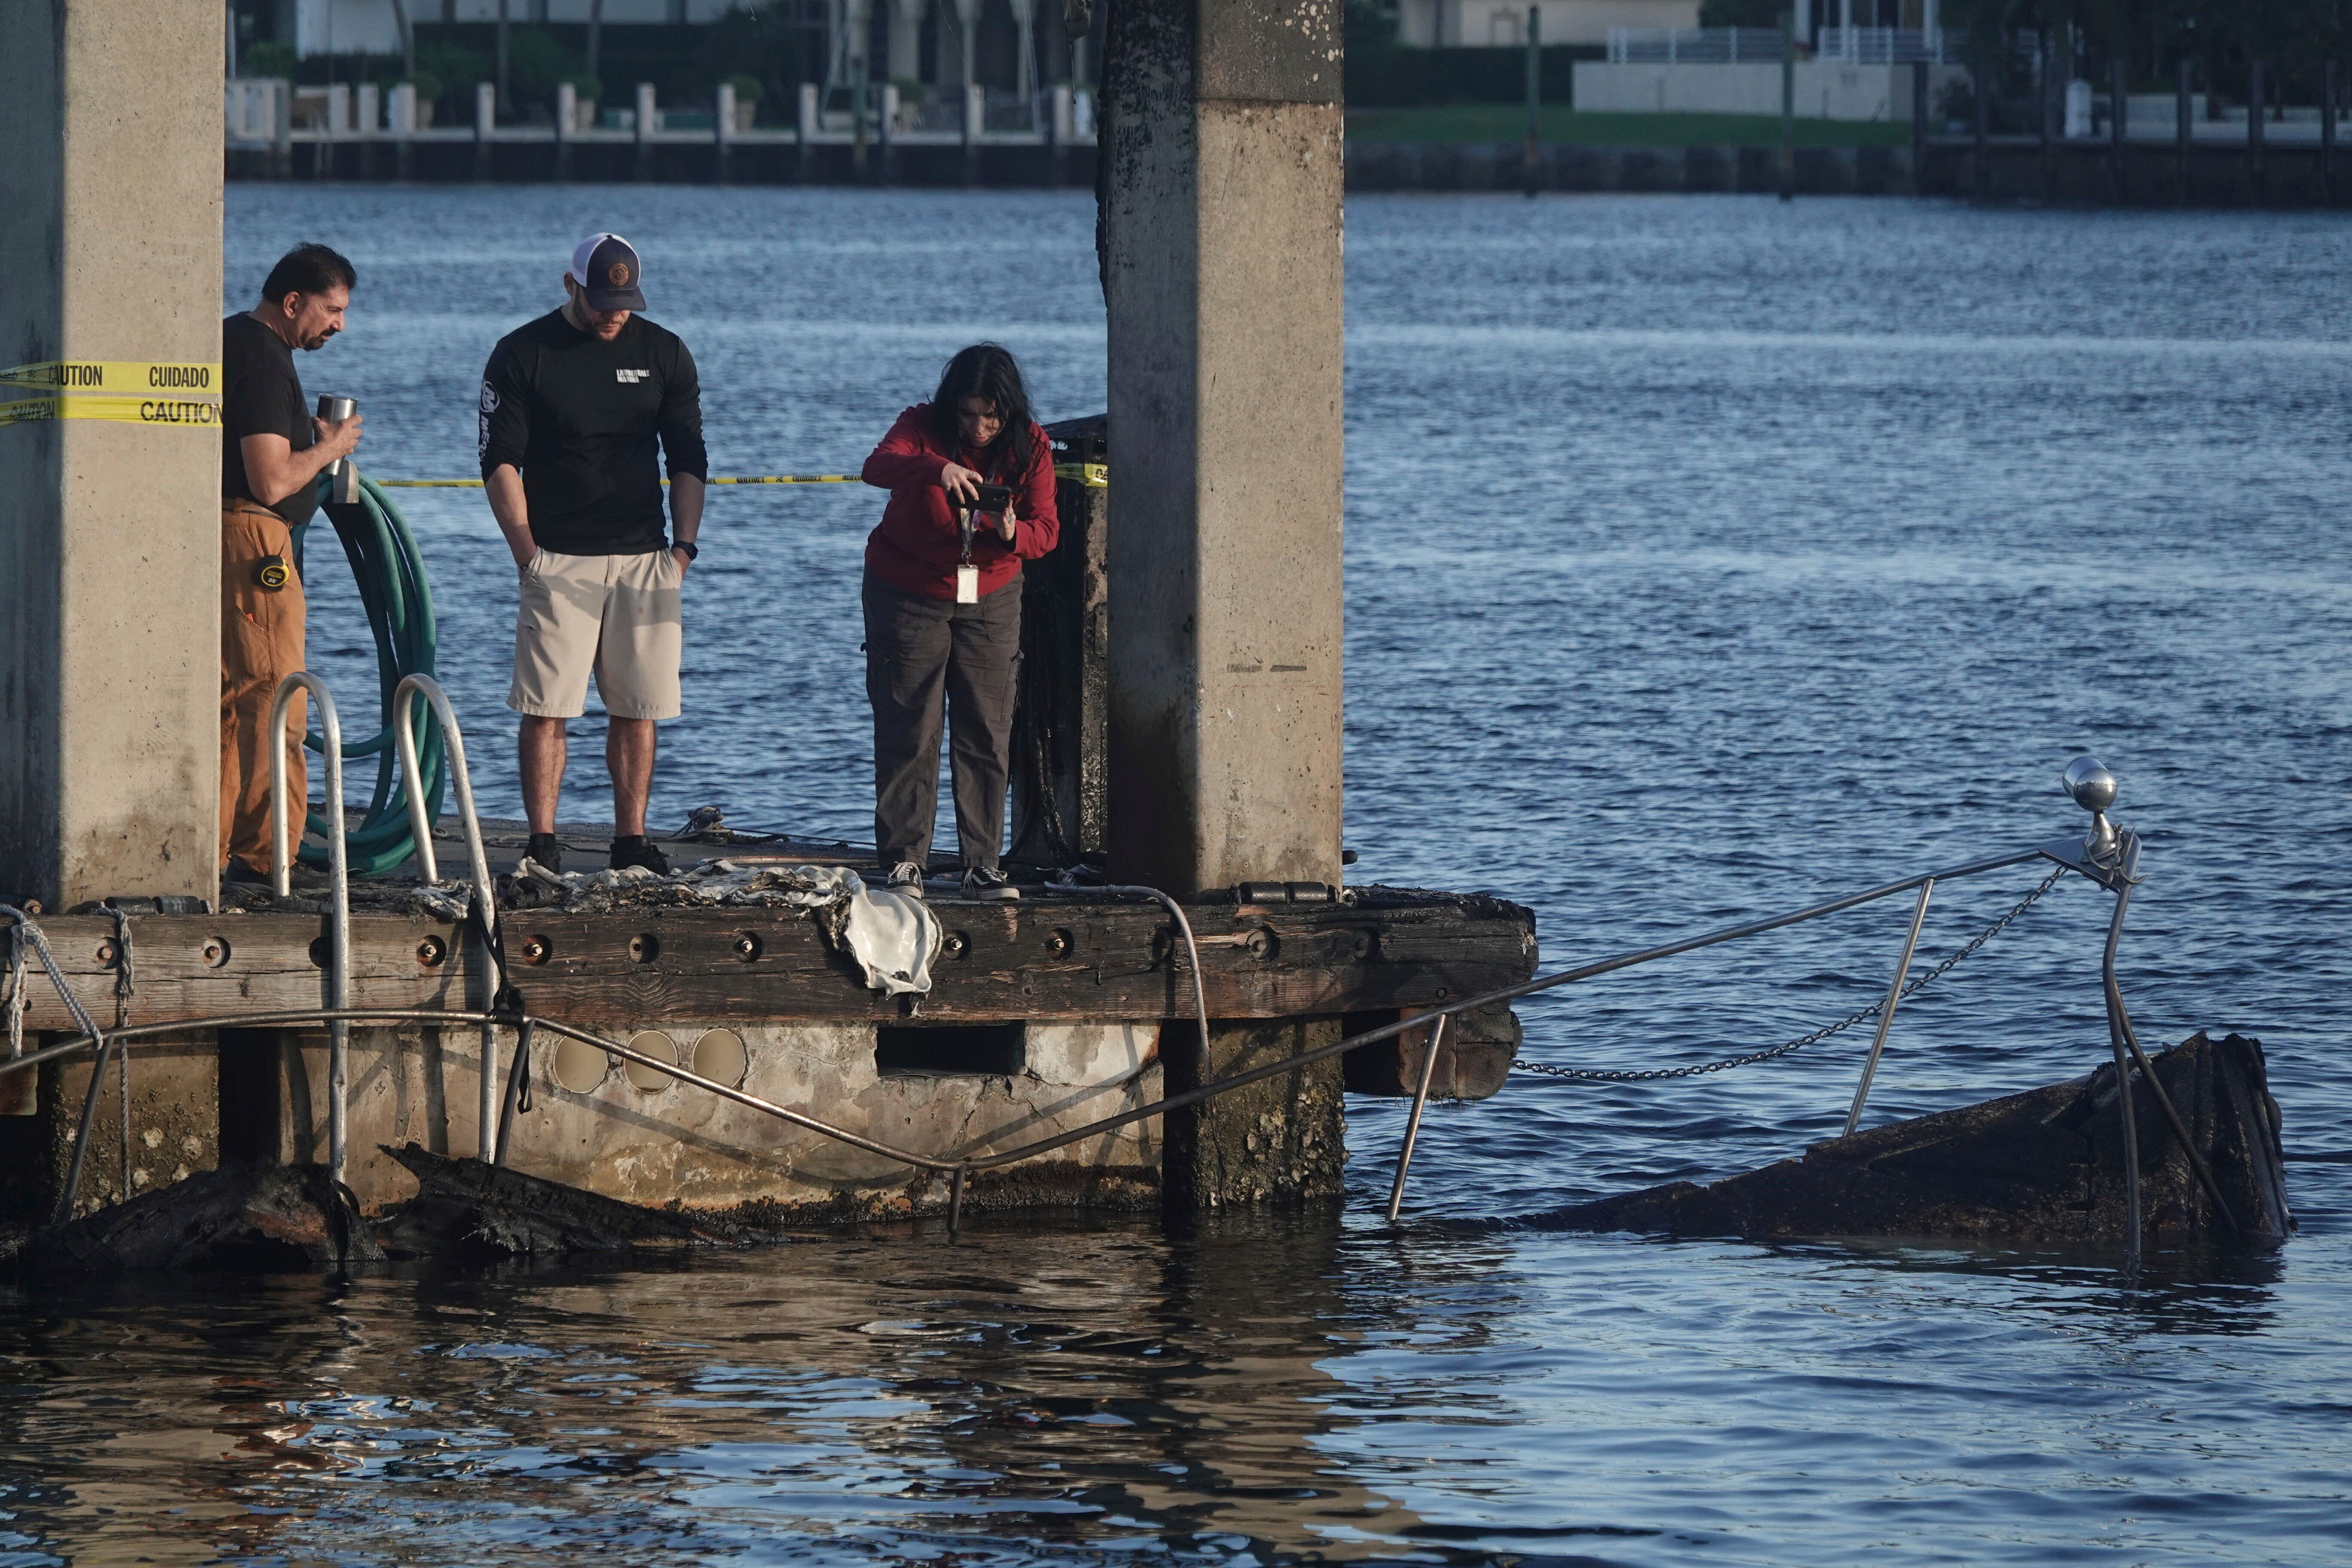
[551,1035,612,1094]
[625,1030,679,1093]
[691,1028,748,1089]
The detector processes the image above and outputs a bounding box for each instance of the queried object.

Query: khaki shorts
[508,548,683,720]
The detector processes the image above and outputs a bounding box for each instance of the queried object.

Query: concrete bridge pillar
[1101,0,1347,1209]
[1102,0,1344,901]
[0,0,224,912]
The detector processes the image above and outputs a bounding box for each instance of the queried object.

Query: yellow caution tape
[0,359,222,432]
[375,474,861,488]
[0,394,224,429]
[0,360,220,394]
[376,466,1109,489]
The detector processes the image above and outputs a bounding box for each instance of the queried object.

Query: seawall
[1345,137,2352,206]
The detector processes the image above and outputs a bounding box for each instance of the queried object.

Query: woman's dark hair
[260,242,357,306]
[930,343,1034,481]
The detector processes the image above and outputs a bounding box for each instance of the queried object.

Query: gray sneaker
[882,861,927,898]
[962,865,1019,901]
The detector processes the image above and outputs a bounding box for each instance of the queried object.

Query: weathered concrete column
[0,0,225,911]
[1102,1,1346,1210]
[1102,0,1344,900]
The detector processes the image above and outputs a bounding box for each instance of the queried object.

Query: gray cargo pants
[862,571,1021,871]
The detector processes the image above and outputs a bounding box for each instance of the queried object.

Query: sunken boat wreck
[1506,1032,2292,1250]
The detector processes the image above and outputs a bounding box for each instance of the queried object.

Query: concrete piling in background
[0,0,224,914]
[1100,0,1344,901]
[1099,0,1348,1210]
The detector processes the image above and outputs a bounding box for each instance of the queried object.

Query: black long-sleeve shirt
[477,309,708,555]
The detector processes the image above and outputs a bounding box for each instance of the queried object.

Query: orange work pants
[220,502,308,876]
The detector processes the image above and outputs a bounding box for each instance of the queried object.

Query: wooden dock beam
[0,892,1534,1219]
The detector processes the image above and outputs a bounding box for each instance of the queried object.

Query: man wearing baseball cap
[479,233,707,873]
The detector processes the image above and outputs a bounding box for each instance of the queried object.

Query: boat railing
[269,672,352,1187]
[390,674,503,1158]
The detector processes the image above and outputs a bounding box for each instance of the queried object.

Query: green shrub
[727,72,765,103]
[416,39,487,89]
[244,40,296,80]
[508,26,582,101]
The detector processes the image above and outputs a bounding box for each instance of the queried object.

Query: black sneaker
[881,861,927,899]
[222,860,273,888]
[962,865,1019,901]
[525,833,564,873]
[610,836,671,875]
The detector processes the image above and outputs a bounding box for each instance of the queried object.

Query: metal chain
[1510,864,2071,1084]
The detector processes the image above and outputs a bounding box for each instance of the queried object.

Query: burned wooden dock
[0,845,1535,1225]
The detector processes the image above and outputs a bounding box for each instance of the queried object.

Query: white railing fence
[1607,27,1957,66]
[1606,28,1787,64]
[1815,27,1955,64]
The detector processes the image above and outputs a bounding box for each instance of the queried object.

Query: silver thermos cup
[316,394,358,504]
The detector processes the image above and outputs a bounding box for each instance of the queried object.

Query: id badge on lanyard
[955,564,980,604]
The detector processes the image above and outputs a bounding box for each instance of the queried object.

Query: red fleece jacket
[861,404,1060,600]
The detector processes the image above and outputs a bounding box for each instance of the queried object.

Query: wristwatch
[672,539,699,561]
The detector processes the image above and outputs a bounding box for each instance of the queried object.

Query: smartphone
[962,483,1013,512]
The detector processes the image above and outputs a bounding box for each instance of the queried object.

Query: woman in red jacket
[860,344,1060,899]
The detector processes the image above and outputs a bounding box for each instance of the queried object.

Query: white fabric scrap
[842,876,942,996]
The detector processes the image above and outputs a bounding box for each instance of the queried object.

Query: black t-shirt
[221,312,317,529]
[477,309,708,556]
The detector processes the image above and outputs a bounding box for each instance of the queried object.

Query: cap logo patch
[607,262,631,286]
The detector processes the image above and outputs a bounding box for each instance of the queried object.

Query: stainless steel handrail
[390,673,502,1158]
[1387,1012,1450,1225]
[268,671,351,1184]
[1843,877,1934,1135]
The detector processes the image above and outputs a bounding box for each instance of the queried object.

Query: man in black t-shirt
[220,243,363,884]
[480,233,707,874]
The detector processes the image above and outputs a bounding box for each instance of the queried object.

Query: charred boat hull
[1515,1032,2290,1246]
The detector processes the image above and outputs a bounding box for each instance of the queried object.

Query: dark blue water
[7,187,2342,1565]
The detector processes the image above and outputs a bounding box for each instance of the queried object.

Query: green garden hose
[294,472,447,876]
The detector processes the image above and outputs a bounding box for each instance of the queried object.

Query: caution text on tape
[0,395,225,429]
[0,360,221,393]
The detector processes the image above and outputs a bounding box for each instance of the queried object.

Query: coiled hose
[292,472,446,876]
